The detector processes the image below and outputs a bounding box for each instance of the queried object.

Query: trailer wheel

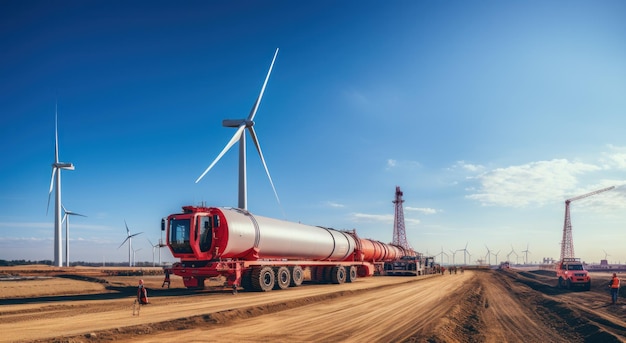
[274,266,291,290]
[241,269,253,291]
[251,266,275,292]
[315,266,328,284]
[330,265,346,284]
[290,266,304,287]
[346,266,357,283]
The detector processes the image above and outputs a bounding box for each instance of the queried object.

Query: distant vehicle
[499,261,510,269]
[384,255,423,276]
[556,257,591,291]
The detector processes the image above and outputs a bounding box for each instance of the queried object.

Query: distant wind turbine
[61,205,86,267]
[132,247,142,267]
[459,242,470,265]
[195,48,281,211]
[47,105,75,267]
[118,220,142,267]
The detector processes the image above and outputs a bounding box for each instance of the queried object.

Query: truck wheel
[558,278,563,288]
[290,266,304,287]
[315,266,328,284]
[566,279,572,290]
[251,266,275,292]
[584,281,591,291]
[274,266,291,290]
[241,269,253,291]
[346,266,357,283]
[330,265,346,284]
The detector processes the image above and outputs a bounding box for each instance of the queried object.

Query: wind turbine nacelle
[222,119,254,128]
[54,162,75,170]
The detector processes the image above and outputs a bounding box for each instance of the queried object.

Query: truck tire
[290,266,304,287]
[274,266,291,290]
[251,266,275,292]
[330,265,346,284]
[558,278,563,288]
[346,266,357,283]
[584,281,591,291]
[315,266,328,284]
[566,279,572,290]
[241,269,253,291]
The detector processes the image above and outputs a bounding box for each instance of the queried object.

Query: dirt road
[2,267,626,342]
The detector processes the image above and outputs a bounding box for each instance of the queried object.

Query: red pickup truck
[556,258,591,291]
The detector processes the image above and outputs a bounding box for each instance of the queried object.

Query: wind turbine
[522,243,531,264]
[449,249,458,265]
[148,238,165,267]
[484,245,492,265]
[132,247,142,267]
[61,205,86,267]
[459,242,470,265]
[47,106,75,267]
[437,247,449,265]
[507,245,519,265]
[118,220,142,267]
[195,48,281,211]
[492,250,501,265]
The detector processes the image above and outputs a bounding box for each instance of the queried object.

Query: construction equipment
[384,186,424,276]
[560,186,615,260]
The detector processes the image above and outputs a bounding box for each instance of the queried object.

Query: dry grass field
[2,266,626,342]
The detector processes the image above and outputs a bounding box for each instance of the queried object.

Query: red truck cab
[556,258,591,291]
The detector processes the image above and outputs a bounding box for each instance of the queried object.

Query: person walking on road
[137,279,149,305]
[609,273,620,304]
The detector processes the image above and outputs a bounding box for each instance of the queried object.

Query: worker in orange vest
[137,279,149,305]
[609,273,620,304]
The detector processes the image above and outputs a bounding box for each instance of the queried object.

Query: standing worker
[137,279,149,305]
[609,273,620,304]
[162,269,170,288]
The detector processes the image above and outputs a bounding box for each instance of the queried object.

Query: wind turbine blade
[130,232,143,238]
[124,220,130,236]
[118,237,130,249]
[195,124,246,183]
[61,213,67,224]
[46,167,57,215]
[247,48,279,122]
[248,127,280,205]
[55,103,59,163]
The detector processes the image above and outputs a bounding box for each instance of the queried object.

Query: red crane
[393,186,413,250]
[560,186,615,260]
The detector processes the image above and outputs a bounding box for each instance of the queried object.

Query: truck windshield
[169,218,193,254]
[567,264,583,271]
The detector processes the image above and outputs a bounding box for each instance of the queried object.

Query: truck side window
[199,216,212,252]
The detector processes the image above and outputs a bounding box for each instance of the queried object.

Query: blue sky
[1,1,626,265]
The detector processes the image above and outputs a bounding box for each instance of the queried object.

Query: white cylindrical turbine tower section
[219,208,356,260]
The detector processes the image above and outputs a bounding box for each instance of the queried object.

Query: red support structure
[392,186,413,250]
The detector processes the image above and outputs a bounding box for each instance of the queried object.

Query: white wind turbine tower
[61,205,86,267]
[47,106,75,267]
[118,220,142,267]
[195,48,281,211]
[132,247,142,267]
[148,239,165,267]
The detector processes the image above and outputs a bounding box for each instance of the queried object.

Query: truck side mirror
[161,218,166,231]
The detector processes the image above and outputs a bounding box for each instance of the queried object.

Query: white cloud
[448,161,485,173]
[385,159,420,171]
[405,207,439,215]
[325,201,345,208]
[351,213,393,222]
[466,159,602,207]
[601,145,626,170]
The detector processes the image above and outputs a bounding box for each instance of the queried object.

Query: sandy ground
[2,266,626,342]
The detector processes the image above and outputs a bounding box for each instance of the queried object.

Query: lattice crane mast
[392,186,413,250]
[560,185,615,260]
